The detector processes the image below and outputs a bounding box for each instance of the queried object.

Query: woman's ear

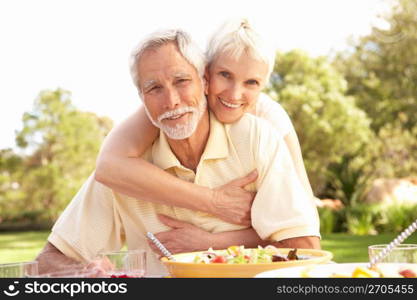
[204,66,210,95]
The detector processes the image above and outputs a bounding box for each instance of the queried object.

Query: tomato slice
[211,255,227,263]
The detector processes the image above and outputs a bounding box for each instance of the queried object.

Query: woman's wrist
[188,184,219,216]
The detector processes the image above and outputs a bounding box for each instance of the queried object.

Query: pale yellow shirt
[48,112,320,276]
[255,93,293,137]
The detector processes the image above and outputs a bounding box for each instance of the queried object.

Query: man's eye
[176,78,190,84]
[148,86,161,93]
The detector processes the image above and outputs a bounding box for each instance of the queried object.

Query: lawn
[1,231,416,264]
[322,233,417,263]
[0,231,49,263]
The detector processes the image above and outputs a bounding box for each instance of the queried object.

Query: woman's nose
[227,83,243,102]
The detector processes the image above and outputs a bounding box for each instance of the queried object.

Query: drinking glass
[40,269,98,278]
[368,244,417,263]
[38,264,102,278]
[98,250,146,278]
[0,261,39,278]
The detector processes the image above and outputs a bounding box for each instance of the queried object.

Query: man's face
[137,43,206,140]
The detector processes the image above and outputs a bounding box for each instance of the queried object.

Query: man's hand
[271,236,321,250]
[148,215,215,255]
[36,242,82,275]
[85,257,116,277]
[210,170,258,226]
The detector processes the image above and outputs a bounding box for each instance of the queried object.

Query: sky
[0,0,394,149]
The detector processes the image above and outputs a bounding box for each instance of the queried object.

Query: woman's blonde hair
[206,18,276,81]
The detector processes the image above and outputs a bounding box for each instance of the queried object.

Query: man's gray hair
[130,29,206,92]
[206,18,276,81]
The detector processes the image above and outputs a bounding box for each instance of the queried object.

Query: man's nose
[163,87,181,110]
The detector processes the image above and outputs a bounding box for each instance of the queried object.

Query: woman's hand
[209,170,258,226]
[149,215,219,255]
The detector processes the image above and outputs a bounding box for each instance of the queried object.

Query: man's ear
[204,66,210,95]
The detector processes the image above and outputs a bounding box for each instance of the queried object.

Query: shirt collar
[202,111,229,161]
[151,111,229,171]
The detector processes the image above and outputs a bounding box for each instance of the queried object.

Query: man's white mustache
[158,106,196,122]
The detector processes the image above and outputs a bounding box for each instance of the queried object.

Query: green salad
[193,245,303,264]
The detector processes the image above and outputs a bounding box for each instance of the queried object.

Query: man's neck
[166,110,210,172]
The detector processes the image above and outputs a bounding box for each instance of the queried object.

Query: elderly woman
[95,18,317,254]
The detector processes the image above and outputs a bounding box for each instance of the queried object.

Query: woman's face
[206,51,269,123]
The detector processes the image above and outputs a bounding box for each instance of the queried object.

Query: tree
[334,0,417,131]
[332,0,417,183]
[0,149,25,223]
[267,50,373,194]
[369,117,417,179]
[10,89,113,221]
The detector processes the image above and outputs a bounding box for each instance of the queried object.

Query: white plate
[254,263,417,278]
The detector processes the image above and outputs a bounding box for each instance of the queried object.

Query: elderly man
[36,29,320,276]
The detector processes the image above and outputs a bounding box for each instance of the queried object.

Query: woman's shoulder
[255,93,293,136]
[256,93,287,115]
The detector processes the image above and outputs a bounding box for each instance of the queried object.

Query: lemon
[352,266,380,278]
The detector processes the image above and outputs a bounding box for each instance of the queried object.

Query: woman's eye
[246,79,259,86]
[219,71,230,78]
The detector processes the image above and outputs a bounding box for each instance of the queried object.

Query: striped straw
[146,232,176,261]
[368,218,417,269]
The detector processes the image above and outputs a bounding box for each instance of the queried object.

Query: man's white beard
[144,95,207,140]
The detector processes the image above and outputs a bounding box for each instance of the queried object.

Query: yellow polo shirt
[48,112,320,276]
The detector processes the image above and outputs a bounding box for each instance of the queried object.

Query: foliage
[369,120,417,179]
[378,203,417,233]
[334,0,417,132]
[327,0,417,225]
[344,204,383,236]
[267,50,373,193]
[319,202,417,235]
[0,89,113,223]
[0,149,26,223]
[325,146,376,207]
[318,207,345,235]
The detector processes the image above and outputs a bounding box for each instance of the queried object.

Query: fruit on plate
[330,265,417,278]
[399,268,417,278]
[351,266,380,278]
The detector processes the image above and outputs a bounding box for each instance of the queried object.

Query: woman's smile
[218,97,242,109]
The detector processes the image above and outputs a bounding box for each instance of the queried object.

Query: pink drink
[109,270,145,278]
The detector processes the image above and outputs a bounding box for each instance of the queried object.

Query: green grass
[1,231,417,264]
[322,233,417,263]
[0,231,50,263]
